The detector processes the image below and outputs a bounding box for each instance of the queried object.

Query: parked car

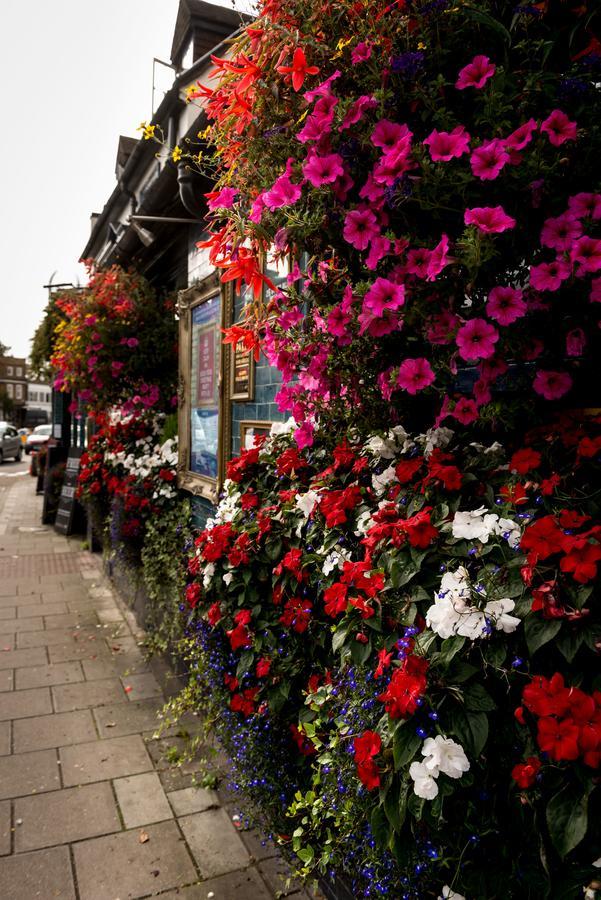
[25,424,52,455]
[0,423,23,462]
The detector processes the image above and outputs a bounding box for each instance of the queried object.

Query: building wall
[0,356,28,423]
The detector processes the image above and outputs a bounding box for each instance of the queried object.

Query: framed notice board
[230,338,255,401]
[54,447,83,535]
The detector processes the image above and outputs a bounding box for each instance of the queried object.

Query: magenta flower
[486,286,527,325]
[540,109,577,146]
[464,206,516,233]
[566,328,586,357]
[206,187,238,210]
[426,234,451,281]
[405,247,431,278]
[426,310,459,345]
[341,95,378,130]
[591,278,601,303]
[455,55,496,90]
[373,142,413,185]
[456,318,499,361]
[327,305,353,345]
[302,152,344,187]
[363,277,405,316]
[452,397,479,425]
[568,192,601,220]
[396,358,435,394]
[533,369,572,400]
[470,139,509,180]
[351,41,372,64]
[294,421,315,449]
[540,213,582,251]
[264,174,302,210]
[423,126,470,162]
[343,208,380,250]
[371,120,410,151]
[365,235,392,270]
[359,173,386,204]
[529,258,571,291]
[303,70,341,102]
[504,119,537,151]
[571,236,601,274]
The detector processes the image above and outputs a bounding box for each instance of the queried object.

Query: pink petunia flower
[396,358,435,394]
[504,119,537,151]
[373,141,413,185]
[456,318,499,361]
[357,310,401,337]
[351,41,372,64]
[303,70,341,102]
[540,213,582,251]
[533,370,572,400]
[470,139,510,180]
[464,206,516,233]
[302,152,345,187]
[294,421,315,449]
[455,55,496,90]
[340,95,378,130]
[371,120,410,151]
[363,278,405,316]
[566,328,586,357]
[452,397,479,424]
[426,234,452,281]
[426,310,459,344]
[206,187,239,210]
[327,305,353,344]
[568,193,601,220]
[405,247,431,278]
[343,208,380,250]
[264,174,302,210]
[590,278,601,303]
[486,286,527,325]
[571,236,601,274]
[423,126,470,162]
[359,173,386,204]
[365,235,392,270]
[529,258,571,291]
[540,110,577,146]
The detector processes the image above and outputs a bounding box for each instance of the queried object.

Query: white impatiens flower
[483,598,520,634]
[409,761,439,800]
[420,426,454,458]
[295,490,320,519]
[426,567,521,641]
[270,417,296,436]
[439,886,467,900]
[372,465,398,495]
[223,572,234,586]
[496,516,521,549]
[422,736,470,780]
[321,548,351,576]
[452,508,499,543]
[202,563,215,589]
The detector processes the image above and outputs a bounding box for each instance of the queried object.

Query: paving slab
[167,786,219,817]
[240,829,279,862]
[113,771,173,828]
[0,799,11,855]
[18,626,100,648]
[49,640,112,663]
[179,808,251,879]
[0,845,76,900]
[158,868,274,900]
[259,855,305,897]
[121,672,162,701]
[44,612,98,628]
[13,708,97,753]
[0,669,13,691]
[15,660,84,690]
[18,601,68,618]
[60,734,153,786]
[0,607,16,619]
[73,819,197,900]
[0,616,44,633]
[0,646,48,670]
[94,698,162,737]
[0,686,52,721]
[0,748,60,799]
[0,720,9,755]
[14,781,121,852]
[52,677,126,711]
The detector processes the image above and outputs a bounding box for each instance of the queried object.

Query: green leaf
[393,726,421,769]
[446,660,478,684]
[546,782,593,859]
[556,629,586,664]
[437,635,466,665]
[453,708,489,758]
[370,803,391,850]
[524,615,562,655]
[265,539,282,561]
[463,683,496,712]
[463,7,512,43]
[331,628,348,654]
[383,778,409,833]
[296,845,314,865]
[350,638,372,666]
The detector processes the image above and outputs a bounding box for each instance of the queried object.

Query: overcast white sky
[0,0,245,360]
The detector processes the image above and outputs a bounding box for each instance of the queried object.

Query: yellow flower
[137,121,157,141]
[417,41,427,50]
[171,146,183,163]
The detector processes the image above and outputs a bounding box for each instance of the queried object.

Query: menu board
[54,447,83,535]
[231,343,253,400]
[190,295,220,480]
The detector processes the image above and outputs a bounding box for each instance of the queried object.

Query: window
[15,384,22,400]
[16,367,22,377]
[6,383,13,397]
[45,392,51,402]
[6,366,13,376]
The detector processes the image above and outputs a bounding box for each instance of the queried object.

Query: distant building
[0,356,27,425]
[25,380,52,426]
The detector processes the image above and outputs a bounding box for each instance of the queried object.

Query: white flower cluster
[426,566,520,641]
[113,437,178,500]
[409,735,470,800]
[451,507,521,549]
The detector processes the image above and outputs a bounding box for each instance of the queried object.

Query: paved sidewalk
[0,464,312,900]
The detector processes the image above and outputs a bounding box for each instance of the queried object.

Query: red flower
[279,597,312,633]
[375,647,393,678]
[520,515,564,561]
[425,449,462,491]
[256,657,272,677]
[509,448,542,475]
[207,602,221,625]
[323,582,349,617]
[353,730,382,790]
[227,609,253,650]
[537,716,580,761]
[540,473,561,496]
[276,47,319,92]
[230,687,259,717]
[560,539,601,583]
[226,447,260,482]
[186,583,202,609]
[378,657,428,719]
[500,483,528,505]
[402,508,439,548]
[512,756,542,789]
[395,457,423,483]
[276,447,308,477]
[522,673,570,718]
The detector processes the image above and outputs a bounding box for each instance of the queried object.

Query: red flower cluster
[511,756,542,789]
[518,674,601,767]
[521,514,601,583]
[353,730,382,790]
[323,561,385,619]
[377,655,429,719]
[319,485,363,527]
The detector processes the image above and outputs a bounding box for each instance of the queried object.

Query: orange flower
[276,47,319,91]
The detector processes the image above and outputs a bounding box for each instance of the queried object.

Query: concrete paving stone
[158,868,273,900]
[0,845,76,900]
[0,720,9,754]
[0,596,24,608]
[158,768,197,793]
[81,657,123,680]
[0,582,19,597]
[44,612,98,628]
[0,606,16,619]
[259,855,305,897]
[13,708,97,752]
[0,686,52,720]
[52,677,126,712]
[60,734,153,786]
[122,672,162,701]
[18,626,101,648]
[94,698,162,737]
[49,639,112,663]
[0,799,11,855]
[113,771,173,828]
[0,633,15,649]
[240,828,279,862]
[96,607,124,624]
[0,748,61,799]
[167,786,219,817]
[0,646,47,670]
[179,808,251,879]
[42,590,86,604]
[0,615,44,632]
[18,600,68,618]
[16,579,42,596]
[73,819,197,900]
[0,669,13,691]
[14,781,121,852]
[16,661,84,690]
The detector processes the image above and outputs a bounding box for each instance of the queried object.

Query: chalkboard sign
[54,447,83,535]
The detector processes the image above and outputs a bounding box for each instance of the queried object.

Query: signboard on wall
[190,294,221,482]
[54,447,83,535]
